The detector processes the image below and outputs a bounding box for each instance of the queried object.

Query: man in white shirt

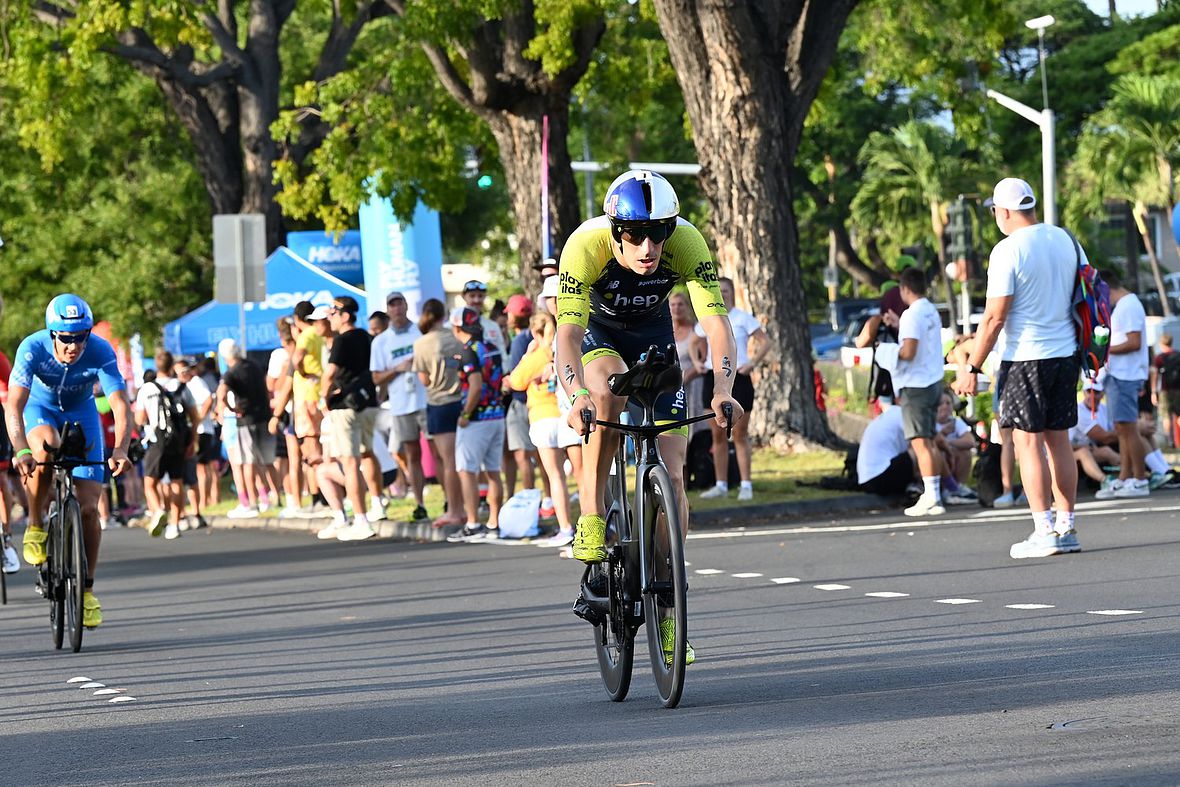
[1103,269,1151,497]
[1071,377,1120,492]
[855,406,912,494]
[954,177,1083,559]
[175,356,216,530]
[693,277,770,501]
[371,291,429,522]
[894,267,947,516]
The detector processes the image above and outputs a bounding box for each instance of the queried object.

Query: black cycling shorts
[580,309,688,432]
[701,371,755,413]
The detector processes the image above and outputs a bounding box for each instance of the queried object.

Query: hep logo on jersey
[614,294,661,309]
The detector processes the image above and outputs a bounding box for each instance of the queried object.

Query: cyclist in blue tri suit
[6,294,133,628]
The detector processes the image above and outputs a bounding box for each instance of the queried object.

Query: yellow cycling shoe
[83,592,103,628]
[659,618,695,666]
[572,514,607,564]
[23,526,48,566]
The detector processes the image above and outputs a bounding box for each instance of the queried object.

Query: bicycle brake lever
[581,408,593,444]
[722,402,734,441]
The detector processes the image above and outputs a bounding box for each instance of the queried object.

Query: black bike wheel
[63,497,86,652]
[50,510,64,650]
[642,464,688,709]
[594,446,636,700]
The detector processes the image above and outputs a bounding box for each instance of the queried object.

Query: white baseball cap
[309,304,332,320]
[540,275,559,300]
[988,177,1037,211]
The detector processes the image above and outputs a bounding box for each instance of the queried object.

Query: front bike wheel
[63,496,86,652]
[642,464,688,709]
[592,493,635,701]
[49,510,65,650]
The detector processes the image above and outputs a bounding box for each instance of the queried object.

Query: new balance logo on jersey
[606,279,621,290]
[694,261,718,284]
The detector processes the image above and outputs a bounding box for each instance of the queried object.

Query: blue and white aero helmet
[603,170,679,228]
[45,293,94,333]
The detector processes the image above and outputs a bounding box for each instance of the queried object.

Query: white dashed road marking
[1006,604,1055,610]
[813,584,851,591]
[66,677,137,704]
[1087,610,1143,616]
[732,572,763,578]
[935,598,982,605]
[67,676,92,684]
[694,569,724,575]
[770,577,801,584]
[865,592,909,598]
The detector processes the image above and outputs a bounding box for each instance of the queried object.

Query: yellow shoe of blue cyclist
[572,514,607,564]
[23,525,48,566]
[83,592,102,628]
[659,618,695,666]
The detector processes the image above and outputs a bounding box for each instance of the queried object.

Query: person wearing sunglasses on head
[556,170,745,662]
[6,294,134,629]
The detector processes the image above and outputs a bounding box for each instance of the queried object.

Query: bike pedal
[571,596,604,626]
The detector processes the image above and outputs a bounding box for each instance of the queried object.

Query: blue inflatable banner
[358,197,445,319]
[286,230,364,285]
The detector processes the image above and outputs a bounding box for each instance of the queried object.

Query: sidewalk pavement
[130,492,895,543]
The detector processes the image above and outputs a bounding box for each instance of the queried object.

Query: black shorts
[196,433,220,464]
[143,441,187,482]
[996,354,1079,433]
[700,371,755,412]
[859,452,914,496]
[0,403,11,467]
[581,312,688,427]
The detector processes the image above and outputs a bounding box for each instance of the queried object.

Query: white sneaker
[1114,478,1150,498]
[904,494,945,517]
[700,485,728,499]
[164,523,181,540]
[1010,530,1062,559]
[337,521,377,541]
[226,505,260,519]
[279,505,302,519]
[737,486,753,501]
[365,504,388,523]
[316,518,347,540]
[538,530,574,548]
[1095,477,1123,500]
[2,542,19,574]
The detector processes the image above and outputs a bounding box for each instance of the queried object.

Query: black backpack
[152,382,191,454]
[1161,352,1180,390]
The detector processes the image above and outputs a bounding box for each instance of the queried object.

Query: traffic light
[946,197,974,266]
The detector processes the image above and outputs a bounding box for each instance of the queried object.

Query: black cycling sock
[84,578,94,589]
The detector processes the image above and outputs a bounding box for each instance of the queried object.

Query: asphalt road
[3,495,1180,786]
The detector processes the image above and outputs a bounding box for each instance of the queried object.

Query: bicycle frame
[579,349,727,625]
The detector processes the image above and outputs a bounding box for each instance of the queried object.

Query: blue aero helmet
[603,170,680,246]
[45,293,95,333]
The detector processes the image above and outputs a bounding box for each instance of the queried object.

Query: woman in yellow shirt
[508,312,578,546]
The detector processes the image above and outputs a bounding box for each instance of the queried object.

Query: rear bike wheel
[49,507,65,650]
[63,496,86,652]
[642,464,688,709]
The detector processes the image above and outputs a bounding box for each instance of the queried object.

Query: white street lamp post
[986,15,1057,226]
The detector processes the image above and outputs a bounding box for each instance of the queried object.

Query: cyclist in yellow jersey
[557,170,744,570]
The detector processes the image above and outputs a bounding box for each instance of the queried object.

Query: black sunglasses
[616,222,675,245]
[52,330,90,346]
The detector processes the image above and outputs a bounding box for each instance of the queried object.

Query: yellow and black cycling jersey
[556,216,728,329]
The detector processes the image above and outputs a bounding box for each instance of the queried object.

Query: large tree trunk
[483,101,582,293]
[652,0,860,447]
[411,5,604,285]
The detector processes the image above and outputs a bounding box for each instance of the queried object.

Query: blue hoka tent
[164,247,367,356]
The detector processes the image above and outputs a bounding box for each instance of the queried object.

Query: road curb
[127,492,896,542]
